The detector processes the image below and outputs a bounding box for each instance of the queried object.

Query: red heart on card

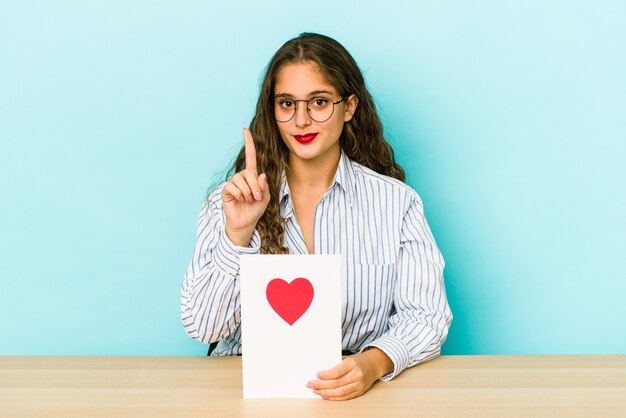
[266,278,314,326]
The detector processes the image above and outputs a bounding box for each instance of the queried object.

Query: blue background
[1,1,624,355]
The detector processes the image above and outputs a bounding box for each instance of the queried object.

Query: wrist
[224,224,255,247]
[364,347,394,378]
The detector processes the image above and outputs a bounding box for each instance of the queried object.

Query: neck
[287,145,341,191]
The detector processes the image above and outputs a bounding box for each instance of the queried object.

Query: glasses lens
[275,98,295,122]
[308,97,333,122]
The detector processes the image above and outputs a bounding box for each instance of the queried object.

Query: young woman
[181,33,452,400]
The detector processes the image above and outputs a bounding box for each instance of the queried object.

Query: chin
[285,138,340,162]
[291,149,321,161]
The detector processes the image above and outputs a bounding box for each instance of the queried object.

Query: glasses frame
[274,96,347,123]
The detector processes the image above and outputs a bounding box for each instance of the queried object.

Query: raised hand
[221,128,271,247]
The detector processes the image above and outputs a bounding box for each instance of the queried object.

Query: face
[273,61,357,164]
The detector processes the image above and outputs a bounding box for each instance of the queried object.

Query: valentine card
[239,254,342,398]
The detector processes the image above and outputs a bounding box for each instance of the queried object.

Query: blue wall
[1,1,624,355]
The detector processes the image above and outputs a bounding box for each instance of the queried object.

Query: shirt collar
[334,150,357,207]
[279,150,357,214]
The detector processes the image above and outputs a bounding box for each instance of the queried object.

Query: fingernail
[255,192,262,200]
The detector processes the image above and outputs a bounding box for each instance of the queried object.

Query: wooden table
[1,355,625,417]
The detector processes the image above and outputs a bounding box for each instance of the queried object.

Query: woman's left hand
[306,348,393,401]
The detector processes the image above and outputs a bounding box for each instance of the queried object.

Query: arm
[180,128,270,344]
[180,196,261,344]
[308,193,452,399]
[363,192,453,380]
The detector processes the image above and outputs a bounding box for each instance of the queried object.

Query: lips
[293,133,318,144]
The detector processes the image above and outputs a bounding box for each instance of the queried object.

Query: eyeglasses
[274,96,347,123]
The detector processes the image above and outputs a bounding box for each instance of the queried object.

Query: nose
[294,101,312,128]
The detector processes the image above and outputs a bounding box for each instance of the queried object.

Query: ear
[343,94,359,122]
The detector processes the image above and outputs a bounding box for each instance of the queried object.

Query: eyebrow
[274,90,334,98]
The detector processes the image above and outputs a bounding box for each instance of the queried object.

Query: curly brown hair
[223,32,405,254]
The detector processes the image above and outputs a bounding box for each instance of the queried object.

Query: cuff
[361,334,410,381]
[213,228,261,277]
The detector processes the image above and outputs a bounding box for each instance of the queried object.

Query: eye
[279,99,294,109]
[311,97,329,107]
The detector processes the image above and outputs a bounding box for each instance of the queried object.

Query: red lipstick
[293,133,318,144]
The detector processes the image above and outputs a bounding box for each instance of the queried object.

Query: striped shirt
[180,150,452,380]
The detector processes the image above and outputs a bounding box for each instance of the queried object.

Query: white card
[240,254,342,398]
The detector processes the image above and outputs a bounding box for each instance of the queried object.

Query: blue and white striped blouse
[180,150,452,380]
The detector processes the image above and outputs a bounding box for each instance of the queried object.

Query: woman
[181,32,452,400]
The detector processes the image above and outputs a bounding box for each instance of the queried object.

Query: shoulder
[350,160,423,209]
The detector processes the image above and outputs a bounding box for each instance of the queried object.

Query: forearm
[366,308,452,380]
[180,266,240,343]
[182,215,260,343]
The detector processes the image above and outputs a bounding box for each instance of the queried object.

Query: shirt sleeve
[361,192,453,380]
[180,193,261,344]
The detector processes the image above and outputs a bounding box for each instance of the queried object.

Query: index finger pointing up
[243,128,258,173]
